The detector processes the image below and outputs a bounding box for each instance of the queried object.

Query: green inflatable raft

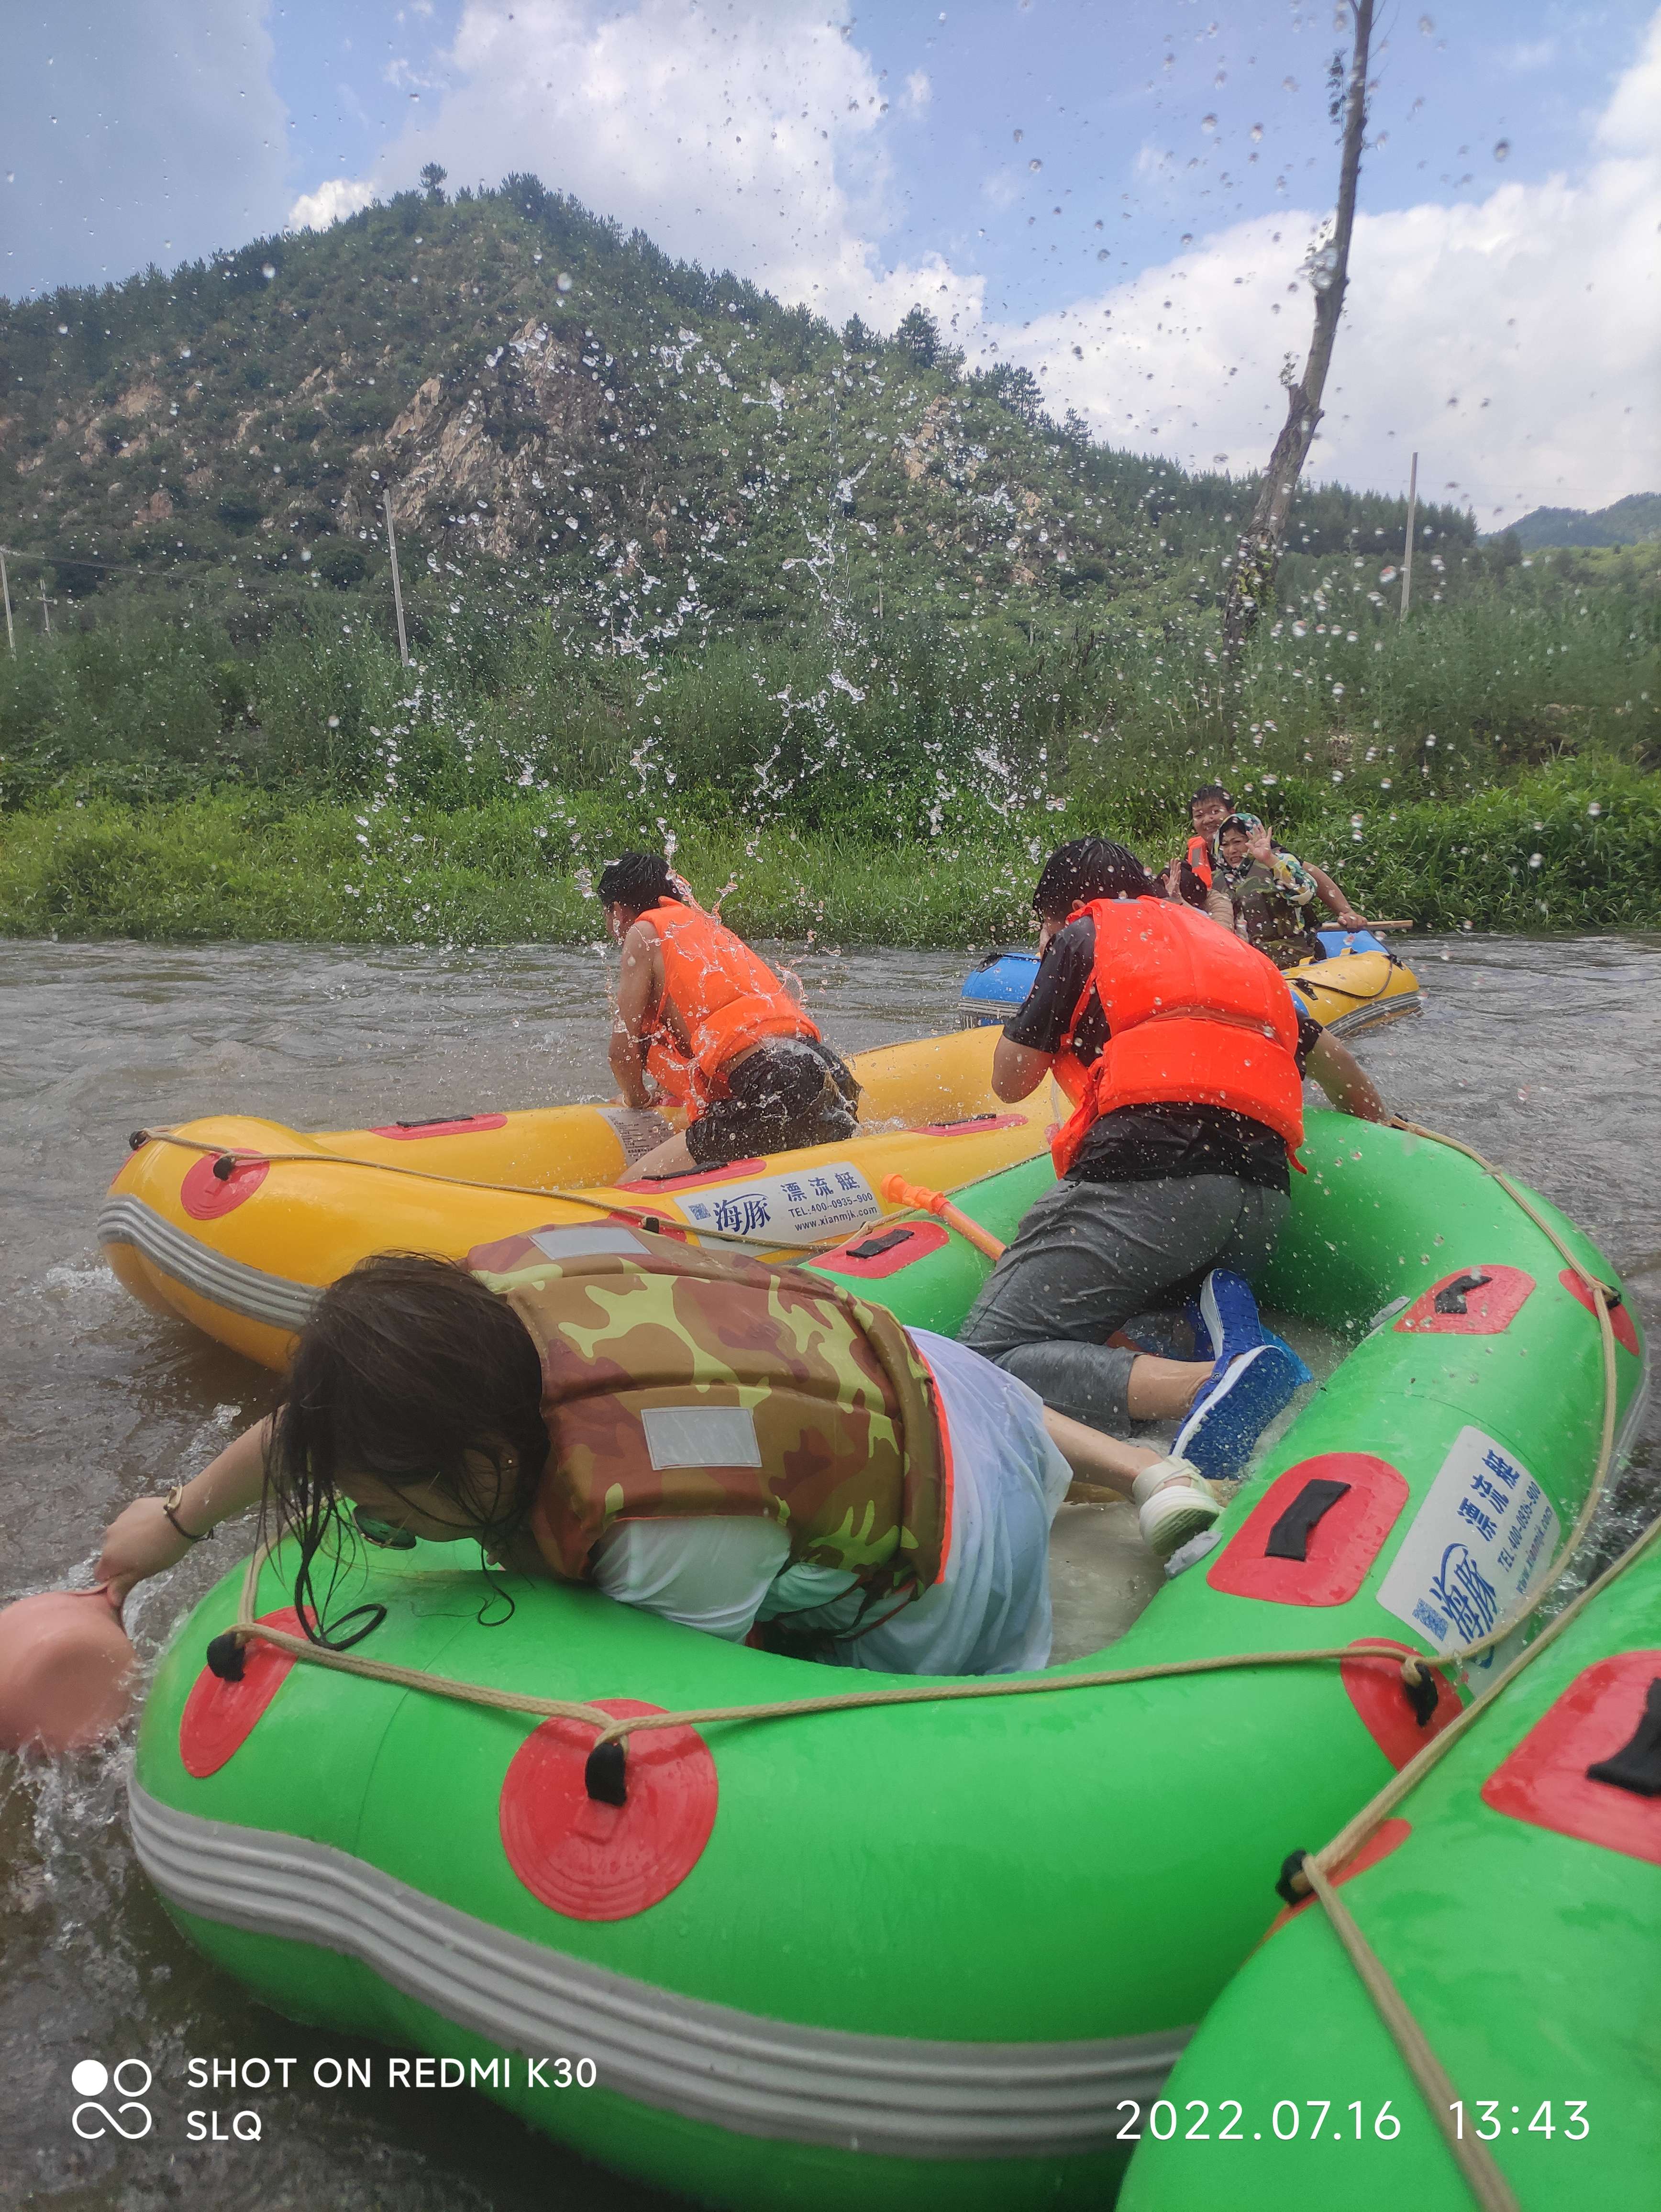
[1117,1520,1661,2212]
[127,1113,1647,2212]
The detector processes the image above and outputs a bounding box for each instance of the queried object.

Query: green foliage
[3,762,1654,946]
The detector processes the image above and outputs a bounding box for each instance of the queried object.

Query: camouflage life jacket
[1223,857,1324,970]
[467,1222,950,1604]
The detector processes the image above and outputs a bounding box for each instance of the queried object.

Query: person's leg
[960,1175,1265,1430]
[625,1129,698,1180]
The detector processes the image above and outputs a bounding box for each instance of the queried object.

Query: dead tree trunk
[1221,0,1374,667]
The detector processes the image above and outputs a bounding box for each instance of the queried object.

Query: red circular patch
[1342,1638,1463,1770]
[178,1609,304,1777]
[180,1153,269,1220]
[499,1697,718,1921]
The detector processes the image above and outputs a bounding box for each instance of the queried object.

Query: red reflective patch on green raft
[500,1698,718,1921]
[1341,1638,1463,1770]
[1482,1651,1661,1867]
[1559,1269,1641,1356]
[1394,1265,1534,1336]
[1208,1454,1409,1608]
[179,1153,269,1220]
[1264,1819,1414,1939]
[179,1609,304,1777]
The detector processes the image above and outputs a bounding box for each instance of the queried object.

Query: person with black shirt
[960,838,1385,1503]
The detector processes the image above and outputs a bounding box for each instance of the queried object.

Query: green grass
[3,761,1655,947]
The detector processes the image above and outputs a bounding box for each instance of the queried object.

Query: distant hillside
[0,175,1469,647]
[1492,493,1661,551]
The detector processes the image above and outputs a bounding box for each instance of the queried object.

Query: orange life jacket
[1185,833,1214,890]
[633,900,820,1116]
[1049,896,1305,1176]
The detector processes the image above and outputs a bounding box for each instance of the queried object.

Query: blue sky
[4,2,1658,519]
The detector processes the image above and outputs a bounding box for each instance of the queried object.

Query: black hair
[1189,782,1234,809]
[596,852,684,912]
[266,1254,549,1645]
[1031,837,1160,921]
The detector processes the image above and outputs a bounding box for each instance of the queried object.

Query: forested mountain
[0,175,1468,651]
[1493,494,1661,552]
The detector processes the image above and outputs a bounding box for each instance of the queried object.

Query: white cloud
[287,177,378,232]
[983,12,1661,519]
[358,0,966,333]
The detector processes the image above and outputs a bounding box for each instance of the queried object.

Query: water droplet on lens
[556,271,573,291]
[1180,232,1193,245]
[1013,128,1024,143]
[1201,113,1218,133]
[1418,14,1435,33]
[1251,123,1263,141]
[56,322,68,335]
[261,263,276,280]
[1493,139,1510,161]
[1096,248,1109,260]
[1029,157,1041,170]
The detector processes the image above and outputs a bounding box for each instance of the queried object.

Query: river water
[1,933,1656,2210]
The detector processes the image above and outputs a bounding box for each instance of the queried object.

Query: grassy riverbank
[2,761,1655,947]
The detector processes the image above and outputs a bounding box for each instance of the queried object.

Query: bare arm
[94,1415,274,1604]
[991,1034,1054,1103]
[1205,884,1236,930]
[1305,1029,1386,1121]
[609,920,662,1109]
[1306,862,1366,930]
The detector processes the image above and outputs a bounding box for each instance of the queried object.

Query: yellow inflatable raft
[100,1027,1054,1369]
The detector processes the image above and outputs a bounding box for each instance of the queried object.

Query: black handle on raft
[585,1737,628,1806]
[211,1153,238,1182]
[1402,1660,1443,1729]
[1586,1678,1661,1798]
[206,1632,246,1681]
[1264,1479,1352,1562]
[1274,1849,1311,1906]
[1433,1272,1492,1316]
[846,1227,915,1261]
[128,1129,150,1152]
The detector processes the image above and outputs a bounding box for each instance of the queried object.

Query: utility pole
[0,549,13,656]
[1399,450,1418,620]
[383,489,410,667]
[1220,0,1375,667]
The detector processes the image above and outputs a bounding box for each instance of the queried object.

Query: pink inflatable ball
[0,1588,137,1756]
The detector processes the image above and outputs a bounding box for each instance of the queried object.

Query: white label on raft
[676,1163,880,1247]
[1376,1426,1560,1668]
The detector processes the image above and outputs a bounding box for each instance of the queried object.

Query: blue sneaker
[1194,1270,1265,1364]
[1189,1273,1312,1386]
[1172,1340,1308,1483]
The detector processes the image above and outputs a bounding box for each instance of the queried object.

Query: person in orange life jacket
[959,837,1386,1505]
[91,1254,1223,1680]
[1167,783,1235,909]
[597,852,859,1181]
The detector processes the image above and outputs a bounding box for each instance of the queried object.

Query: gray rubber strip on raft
[98,1197,319,1335]
[128,1780,1189,2157]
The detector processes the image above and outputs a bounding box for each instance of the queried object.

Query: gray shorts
[959,1173,1289,1429]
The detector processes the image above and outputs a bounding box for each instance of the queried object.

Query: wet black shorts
[685,1038,861,1169]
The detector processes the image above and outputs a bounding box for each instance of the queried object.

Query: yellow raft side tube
[100,1026,1054,1371]
[1281,947,1422,1036]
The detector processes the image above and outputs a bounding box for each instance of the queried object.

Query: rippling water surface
[1,933,1656,2209]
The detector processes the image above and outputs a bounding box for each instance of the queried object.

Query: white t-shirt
[587,1330,1071,1675]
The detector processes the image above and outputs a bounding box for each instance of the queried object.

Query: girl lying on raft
[94,1247,1292,1679]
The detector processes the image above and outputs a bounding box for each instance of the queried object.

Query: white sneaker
[1131,1457,1225,1561]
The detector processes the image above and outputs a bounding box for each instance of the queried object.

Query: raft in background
[1118,1505,1661,2212]
[958,936,1423,1039]
[99,1025,1055,1370]
[127,1112,1646,2212]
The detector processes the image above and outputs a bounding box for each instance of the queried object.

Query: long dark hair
[265,1254,549,1645]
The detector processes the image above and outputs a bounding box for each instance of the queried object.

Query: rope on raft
[205,1116,1633,2212]
[125,1125,997,1258]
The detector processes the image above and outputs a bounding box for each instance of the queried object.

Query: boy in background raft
[597,853,859,1181]
[962,838,1386,1478]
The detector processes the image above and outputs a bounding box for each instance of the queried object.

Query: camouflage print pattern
[1221,857,1324,970]
[470,1232,948,1604]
